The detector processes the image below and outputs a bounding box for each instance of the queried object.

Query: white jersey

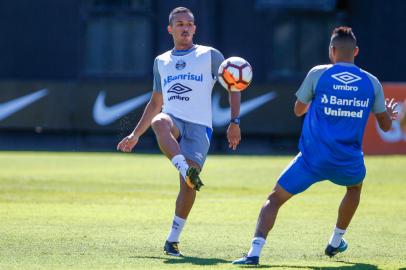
[153,45,224,128]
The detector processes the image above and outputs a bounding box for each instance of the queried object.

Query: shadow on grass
[130,255,229,266]
[129,257,382,269]
[265,261,380,270]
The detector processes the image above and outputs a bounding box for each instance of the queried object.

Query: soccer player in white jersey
[117,7,242,256]
[233,27,398,265]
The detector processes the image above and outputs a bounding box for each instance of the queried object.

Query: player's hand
[227,123,241,150]
[400,99,406,132]
[117,133,139,152]
[385,98,399,120]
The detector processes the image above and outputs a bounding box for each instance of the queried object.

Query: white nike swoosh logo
[93,90,151,125]
[212,91,277,127]
[0,89,48,121]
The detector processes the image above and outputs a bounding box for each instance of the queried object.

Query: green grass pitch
[0,152,405,269]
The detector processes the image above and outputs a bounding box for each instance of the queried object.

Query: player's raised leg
[151,113,203,191]
[151,113,188,180]
[325,183,362,257]
[151,112,181,159]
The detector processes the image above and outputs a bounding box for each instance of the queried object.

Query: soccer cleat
[232,254,259,265]
[185,167,204,191]
[164,240,183,257]
[325,238,348,257]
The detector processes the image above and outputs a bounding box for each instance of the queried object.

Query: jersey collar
[335,62,357,67]
[171,44,198,56]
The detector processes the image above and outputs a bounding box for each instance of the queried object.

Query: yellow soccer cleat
[185,167,204,191]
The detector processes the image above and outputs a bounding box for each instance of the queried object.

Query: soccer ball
[218,57,252,92]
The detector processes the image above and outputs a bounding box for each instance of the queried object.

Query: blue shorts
[169,114,212,168]
[277,153,366,195]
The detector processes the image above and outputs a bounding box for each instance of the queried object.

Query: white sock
[166,215,186,242]
[171,154,189,180]
[247,237,266,257]
[329,226,346,248]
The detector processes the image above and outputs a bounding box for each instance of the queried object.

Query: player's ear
[328,45,334,63]
[354,46,359,57]
[167,25,172,35]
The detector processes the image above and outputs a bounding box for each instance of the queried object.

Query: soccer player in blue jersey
[117,7,241,257]
[233,27,398,265]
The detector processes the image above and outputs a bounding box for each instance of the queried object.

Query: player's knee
[347,183,362,192]
[267,192,286,208]
[266,184,292,207]
[151,117,170,134]
[346,184,362,200]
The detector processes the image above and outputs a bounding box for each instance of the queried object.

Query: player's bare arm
[227,91,241,150]
[375,97,398,132]
[117,92,163,152]
[294,100,310,117]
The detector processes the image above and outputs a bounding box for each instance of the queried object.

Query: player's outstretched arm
[294,100,310,117]
[227,91,241,150]
[117,92,163,152]
[375,98,398,132]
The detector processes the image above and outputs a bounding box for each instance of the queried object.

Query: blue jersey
[296,63,386,172]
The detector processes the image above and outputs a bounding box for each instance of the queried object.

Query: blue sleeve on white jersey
[152,57,162,93]
[210,48,224,80]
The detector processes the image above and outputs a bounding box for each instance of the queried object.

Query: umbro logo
[331,72,361,84]
[167,83,192,95]
[167,83,191,101]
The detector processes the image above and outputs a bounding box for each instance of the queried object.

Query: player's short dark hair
[330,26,357,48]
[168,7,194,25]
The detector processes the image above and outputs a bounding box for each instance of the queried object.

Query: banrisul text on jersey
[163,73,203,87]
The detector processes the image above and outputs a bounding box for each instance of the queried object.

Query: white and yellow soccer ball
[218,56,252,92]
